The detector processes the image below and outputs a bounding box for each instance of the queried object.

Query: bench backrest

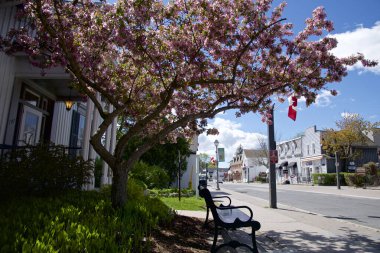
[199,186,223,223]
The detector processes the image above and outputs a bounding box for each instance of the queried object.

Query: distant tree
[199,153,210,170]
[322,114,379,171]
[254,136,269,168]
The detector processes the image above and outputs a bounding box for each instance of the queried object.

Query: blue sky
[198,0,380,166]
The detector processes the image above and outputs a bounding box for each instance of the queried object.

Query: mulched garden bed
[151,215,213,253]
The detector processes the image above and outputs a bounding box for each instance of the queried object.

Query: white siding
[50,102,73,145]
[0,54,15,144]
[0,5,17,144]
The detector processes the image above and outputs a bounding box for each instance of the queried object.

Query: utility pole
[268,105,277,208]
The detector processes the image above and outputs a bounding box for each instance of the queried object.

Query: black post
[178,150,181,201]
[268,105,277,208]
[206,163,209,181]
[335,151,340,190]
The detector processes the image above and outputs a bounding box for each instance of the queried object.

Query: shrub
[363,162,377,176]
[149,188,195,197]
[255,174,267,183]
[343,173,366,187]
[130,161,170,189]
[0,189,174,252]
[313,172,346,185]
[0,144,93,198]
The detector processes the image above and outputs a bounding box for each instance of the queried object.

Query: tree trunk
[111,166,128,209]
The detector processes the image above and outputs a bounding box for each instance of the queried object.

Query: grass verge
[160,196,206,211]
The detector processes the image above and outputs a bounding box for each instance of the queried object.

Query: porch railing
[0,144,82,161]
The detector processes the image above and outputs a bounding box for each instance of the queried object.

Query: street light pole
[214,139,220,190]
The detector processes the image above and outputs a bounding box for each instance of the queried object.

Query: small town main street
[220,182,380,230]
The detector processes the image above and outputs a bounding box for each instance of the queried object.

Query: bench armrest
[212,196,232,206]
[217,205,253,220]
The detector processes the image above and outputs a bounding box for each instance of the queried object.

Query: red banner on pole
[269,150,278,164]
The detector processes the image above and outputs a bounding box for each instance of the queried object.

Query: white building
[276,136,302,184]
[230,145,268,182]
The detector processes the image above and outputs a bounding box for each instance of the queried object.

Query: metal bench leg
[203,207,210,228]
[211,225,218,253]
[251,226,259,253]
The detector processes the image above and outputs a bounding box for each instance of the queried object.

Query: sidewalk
[178,184,380,252]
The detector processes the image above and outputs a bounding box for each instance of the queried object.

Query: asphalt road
[220,183,380,230]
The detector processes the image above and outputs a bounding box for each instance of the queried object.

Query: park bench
[199,186,261,253]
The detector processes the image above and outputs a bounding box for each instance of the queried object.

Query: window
[312,143,316,154]
[307,145,310,155]
[23,89,40,107]
[69,110,86,157]
[17,84,54,145]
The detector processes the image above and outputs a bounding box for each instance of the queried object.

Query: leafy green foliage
[130,161,171,189]
[255,175,267,183]
[342,173,366,187]
[124,137,191,183]
[149,188,195,197]
[0,144,93,198]
[0,183,174,252]
[322,114,379,171]
[363,162,378,176]
[312,173,340,186]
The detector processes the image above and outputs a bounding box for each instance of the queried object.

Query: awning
[288,162,297,168]
[280,161,288,167]
[301,155,323,162]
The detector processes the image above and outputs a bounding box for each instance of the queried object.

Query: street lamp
[214,139,220,190]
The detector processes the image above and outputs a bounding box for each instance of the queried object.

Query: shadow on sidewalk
[261,227,380,253]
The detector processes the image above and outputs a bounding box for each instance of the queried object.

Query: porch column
[82,100,93,160]
[108,115,117,184]
[87,93,101,190]
[101,104,113,186]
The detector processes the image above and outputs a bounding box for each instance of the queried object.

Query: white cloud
[340,112,359,118]
[314,90,336,107]
[330,21,380,75]
[198,118,266,166]
[369,115,378,119]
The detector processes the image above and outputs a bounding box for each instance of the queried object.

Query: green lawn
[160,196,206,211]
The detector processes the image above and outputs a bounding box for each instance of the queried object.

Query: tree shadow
[324,215,360,221]
[257,227,380,252]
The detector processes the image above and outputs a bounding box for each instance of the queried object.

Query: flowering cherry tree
[1,0,376,208]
